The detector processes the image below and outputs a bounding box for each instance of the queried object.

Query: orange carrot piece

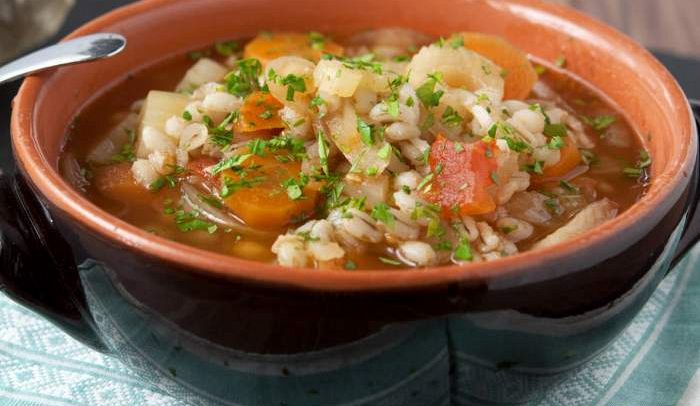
[534,138,582,182]
[220,152,320,230]
[236,91,285,133]
[423,135,498,217]
[244,32,344,66]
[459,32,537,100]
[92,163,153,203]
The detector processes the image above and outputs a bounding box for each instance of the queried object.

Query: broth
[61,30,649,269]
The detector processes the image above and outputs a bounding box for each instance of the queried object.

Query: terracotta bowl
[2,0,699,403]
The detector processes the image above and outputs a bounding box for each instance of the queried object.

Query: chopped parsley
[449,36,464,49]
[323,53,383,74]
[544,197,561,214]
[207,111,238,147]
[215,40,240,56]
[344,260,357,270]
[225,58,262,97]
[310,96,326,109]
[199,193,223,208]
[111,129,136,163]
[416,173,435,191]
[434,240,453,251]
[371,203,395,227]
[381,96,400,116]
[416,72,444,108]
[279,74,306,101]
[487,121,516,140]
[247,134,307,163]
[182,110,192,121]
[500,225,518,234]
[282,174,310,200]
[543,123,567,138]
[426,217,445,238]
[377,143,392,160]
[503,136,529,152]
[420,112,435,132]
[525,160,545,175]
[357,117,374,145]
[320,178,345,212]
[258,109,273,120]
[529,103,550,123]
[173,210,217,234]
[622,167,642,178]
[211,153,251,175]
[308,31,326,50]
[187,50,210,61]
[220,175,266,197]
[548,135,565,150]
[247,138,267,156]
[149,165,186,191]
[581,115,616,132]
[317,131,330,175]
[441,106,463,127]
[453,238,473,261]
[559,180,579,193]
[623,149,652,179]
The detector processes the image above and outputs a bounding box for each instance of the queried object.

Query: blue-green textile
[1,244,699,406]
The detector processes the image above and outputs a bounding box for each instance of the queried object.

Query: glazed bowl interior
[12,0,695,291]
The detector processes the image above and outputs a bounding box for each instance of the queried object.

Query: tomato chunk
[423,135,498,217]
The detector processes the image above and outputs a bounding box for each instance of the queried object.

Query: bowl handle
[672,99,700,266]
[0,169,106,351]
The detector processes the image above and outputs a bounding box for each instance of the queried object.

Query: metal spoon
[0,33,126,85]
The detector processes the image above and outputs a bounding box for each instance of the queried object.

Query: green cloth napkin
[1,244,699,406]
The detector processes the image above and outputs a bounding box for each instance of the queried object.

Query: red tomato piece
[423,134,498,217]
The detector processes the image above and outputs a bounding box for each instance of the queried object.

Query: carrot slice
[235,91,285,133]
[91,162,149,200]
[423,135,498,217]
[244,32,344,66]
[459,32,537,100]
[90,162,165,205]
[534,138,582,182]
[220,151,320,230]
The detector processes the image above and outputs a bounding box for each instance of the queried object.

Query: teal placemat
[1,244,699,406]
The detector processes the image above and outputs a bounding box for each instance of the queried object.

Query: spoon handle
[0,33,126,85]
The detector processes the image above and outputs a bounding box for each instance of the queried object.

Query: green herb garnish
[454,238,473,261]
[371,203,395,227]
[581,115,616,132]
[416,72,444,108]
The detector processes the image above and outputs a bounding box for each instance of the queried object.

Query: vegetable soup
[61,29,650,270]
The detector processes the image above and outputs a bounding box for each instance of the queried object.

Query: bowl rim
[10,0,698,292]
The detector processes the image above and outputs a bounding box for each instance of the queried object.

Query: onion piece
[180,182,276,238]
[533,199,618,249]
